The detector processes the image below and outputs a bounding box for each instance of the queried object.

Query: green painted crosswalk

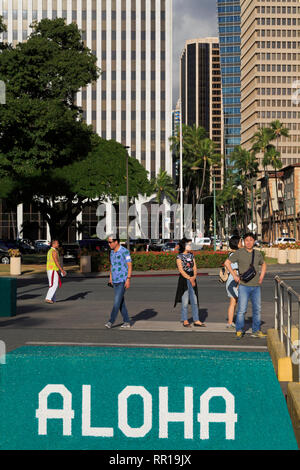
[0,346,298,450]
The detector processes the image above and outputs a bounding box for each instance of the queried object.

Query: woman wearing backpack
[225,235,242,328]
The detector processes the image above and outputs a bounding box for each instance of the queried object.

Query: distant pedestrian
[225,235,242,329]
[224,232,267,339]
[174,237,206,327]
[105,236,132,329]
[45,239,66,304]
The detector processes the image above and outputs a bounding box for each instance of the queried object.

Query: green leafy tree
[0,19,152,240]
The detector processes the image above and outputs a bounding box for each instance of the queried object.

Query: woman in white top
[225,235,242,328]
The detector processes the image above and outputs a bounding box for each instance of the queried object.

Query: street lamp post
[179,99,184,239]
[123,146,130,251]
[213,170,216,252]
[190,165,218,252]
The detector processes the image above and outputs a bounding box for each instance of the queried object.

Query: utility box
[0,277,17,317]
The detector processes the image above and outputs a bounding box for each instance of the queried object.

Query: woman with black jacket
[174,238,206,328]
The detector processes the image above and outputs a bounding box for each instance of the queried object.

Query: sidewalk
[0,262,299,278]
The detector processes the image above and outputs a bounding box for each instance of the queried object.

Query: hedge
[88,251,229,272]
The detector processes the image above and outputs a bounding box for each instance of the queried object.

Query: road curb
[267,329,293,381]
[287,383,300,449]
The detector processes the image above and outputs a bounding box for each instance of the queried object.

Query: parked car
[129,239,150,251]
[78,239,109,252]
[34,240,51,253]
[0,248,10,264]
[15,239,36,254]
[274,237,296,245]
[161,242,178,252]
[62,243,80,262]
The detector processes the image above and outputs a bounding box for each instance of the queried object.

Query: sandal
[45,300,54,304]
[193,322,206,327]
[183,321,191,327]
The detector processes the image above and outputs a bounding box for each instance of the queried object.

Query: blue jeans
[109,282,130,324]
[181,280,199,322]
[236,285,261,333]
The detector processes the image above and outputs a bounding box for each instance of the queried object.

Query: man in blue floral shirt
[105,235,132,329]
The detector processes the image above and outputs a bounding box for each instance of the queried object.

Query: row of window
[257,52,299,60]
[258,88,297,96]
[223,87,241,94]
[91,111,166,120]
[221,66,240,74]
[218,6,241,13]
[221,56,240,64]
[82,91,166,101]
[222,76,240,84]
[257,6,300,14]
[258,30,299,38]
[259,101,299,110]
[257,17,299,25]
[258,41,300,49]
[258,65,298,73]
[101,51,166,60]
[258,111,300,119]
[220,46,240,54]
[219,26,241,33]
[2,10,166,21]
[101,71,166,80]
[224,117,241,125]
[88,31,166,40]
[220,35,240,44]
[224,97,241,104]
[218,15,240,24]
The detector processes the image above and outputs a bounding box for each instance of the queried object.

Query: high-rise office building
[0,0,173,240]
[217,0,241,167]
[240,0,300,168]
[180,37,224,189]
[0,0,173,179]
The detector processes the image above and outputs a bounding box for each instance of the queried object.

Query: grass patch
[265,257,278,265]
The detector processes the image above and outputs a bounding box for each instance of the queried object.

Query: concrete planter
[296,249,300,263]
[272,248,279,259]
[278,250,287,264]
[288,250,298,264]
[10,257,21,276]
[80,255,91,273]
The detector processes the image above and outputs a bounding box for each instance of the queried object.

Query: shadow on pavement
[131,308,158,324]
[58,291,92,302]
[0,316,48,327]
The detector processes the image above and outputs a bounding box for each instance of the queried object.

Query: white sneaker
[120,322,131,328]
[105,321,112,329]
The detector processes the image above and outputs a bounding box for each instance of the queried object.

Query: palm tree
[251,127,275,242]
[269,120,289,237]
[191,138,221,202]
[151,168,177,205]
[169,124,207,204]
[264,146,283,238]
[230,146,259,233]
[151,169,177,238]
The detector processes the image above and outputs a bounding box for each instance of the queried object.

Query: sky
[172,0,218,107]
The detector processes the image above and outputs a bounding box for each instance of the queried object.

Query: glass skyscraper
[217,0,241,168]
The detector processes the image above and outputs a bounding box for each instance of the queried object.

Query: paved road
[1,272,299,353]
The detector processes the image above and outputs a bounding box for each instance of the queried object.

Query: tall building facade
[0,0,173,240]
[217,0,241,167]
[240,0,300,168]
[0,0,172,179]
[180,37,224,189]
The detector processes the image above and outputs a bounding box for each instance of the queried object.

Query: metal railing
[274,275,300,380]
